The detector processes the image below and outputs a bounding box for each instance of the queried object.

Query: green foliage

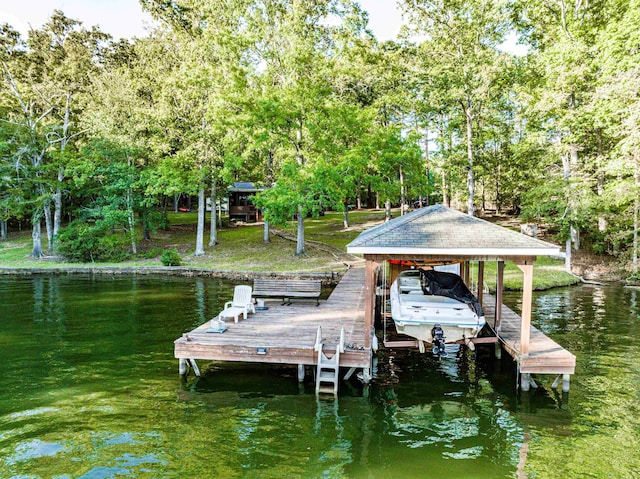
[2,1,640,269]
[138,246,164,259]
[160,248,182,266]
[56,221,131,263]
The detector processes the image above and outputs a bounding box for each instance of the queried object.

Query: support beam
[516,262,534,358]
[477,261,485,305]
[363,258,379,350]
[179,358,188,376]
[344,367,357,380]
[495,261,505,330]
[189,358,201,377]
[297,364,305,382]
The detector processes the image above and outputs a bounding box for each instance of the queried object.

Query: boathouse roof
[346,204,561,258]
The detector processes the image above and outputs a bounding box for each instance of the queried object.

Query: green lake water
[0,275,639,478]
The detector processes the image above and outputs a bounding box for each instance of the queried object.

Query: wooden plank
[174,267,371,370]
[517,263,533,357]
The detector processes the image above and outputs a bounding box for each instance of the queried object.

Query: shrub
[161,248,182,266]
[56,221,131,263]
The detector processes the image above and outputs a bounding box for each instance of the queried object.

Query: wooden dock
[174,267,372,373]
[483,295,576,377]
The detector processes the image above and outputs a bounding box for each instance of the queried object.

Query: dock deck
[174,267,372,370]
[483,296,576,375]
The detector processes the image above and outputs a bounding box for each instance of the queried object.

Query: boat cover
[419,270,484,318]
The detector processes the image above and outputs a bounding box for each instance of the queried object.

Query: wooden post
[495,261,504,330]
[517,263,534,358]
[179,358,188,376]
[297,364,305,382]
[363,257,378,349]
[477,261,485,305]
[388,261,401,287]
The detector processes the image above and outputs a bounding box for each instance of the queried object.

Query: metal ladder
[314,326,345,397]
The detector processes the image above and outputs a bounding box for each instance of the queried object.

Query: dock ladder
[314,326,345,397]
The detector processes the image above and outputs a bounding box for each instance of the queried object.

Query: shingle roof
[346,204,561,257]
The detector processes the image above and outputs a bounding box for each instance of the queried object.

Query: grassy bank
[482,256,579,291]
[0,209,579,290]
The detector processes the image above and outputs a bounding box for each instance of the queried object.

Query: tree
[401,0,511,216]
[1,12,108,257]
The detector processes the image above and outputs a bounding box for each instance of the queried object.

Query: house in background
[228,182,264,223]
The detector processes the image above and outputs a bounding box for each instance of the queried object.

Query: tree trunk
[495,164,501,214]
[343,204,349,229]
[400,166,406,216]
[597,129,607,233]
[209,179,217,247]
[264,149,273,243]
[464,104,474,216]
[0,219,6,241]
[53,93,72,247]
[633,155,639,275]
[126,190,137,255]
[375,192,379,210]
[385,200,391,222]
[195,187,206,255]
[442,171,449,207]
[562,150,575,269]
[424,126,430,206]
[44,199,53,251]
[296,205,305,255]
[263,219,270,243]
[142,211,151,240]
[53,169,63,240]
[31,208,43,259]
[356,193,361,210]
[174,194,179,213]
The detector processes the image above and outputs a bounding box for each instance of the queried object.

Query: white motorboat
[390,269,485,350]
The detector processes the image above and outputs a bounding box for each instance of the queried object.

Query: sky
[0,0,525,53]
[0,0,404,41]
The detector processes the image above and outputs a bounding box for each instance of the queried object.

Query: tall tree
[0,12,108,257]
[401,0,511,216]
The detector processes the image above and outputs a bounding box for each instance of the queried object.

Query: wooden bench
[253,279,322,306]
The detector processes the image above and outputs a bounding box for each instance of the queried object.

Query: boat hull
[390,273,485,345]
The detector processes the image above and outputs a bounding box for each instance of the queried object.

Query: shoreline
[0,265,345,285]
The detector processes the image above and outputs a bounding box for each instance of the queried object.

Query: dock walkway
[174,267,371,371]
[483,295,576,376]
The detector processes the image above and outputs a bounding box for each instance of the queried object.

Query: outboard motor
[431,324,448,358]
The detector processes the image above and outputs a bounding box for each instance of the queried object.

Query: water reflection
[1,276,640,478]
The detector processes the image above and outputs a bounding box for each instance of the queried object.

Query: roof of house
[228,182,264,193]
[346,204,562,258]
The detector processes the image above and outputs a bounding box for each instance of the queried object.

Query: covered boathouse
[346,204,576,392]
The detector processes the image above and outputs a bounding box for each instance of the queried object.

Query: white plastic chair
[219,285,255,323]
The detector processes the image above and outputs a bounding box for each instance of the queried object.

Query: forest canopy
[0,0,638,275]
